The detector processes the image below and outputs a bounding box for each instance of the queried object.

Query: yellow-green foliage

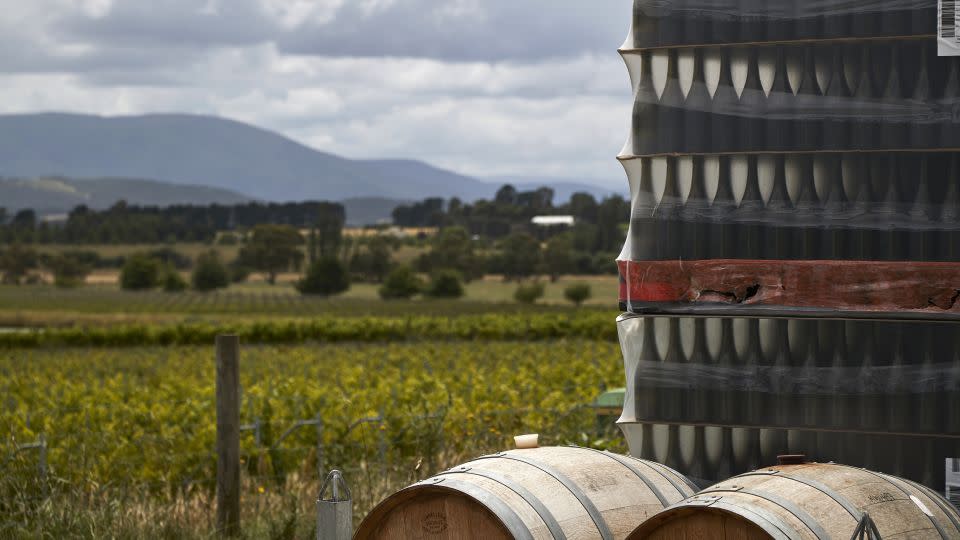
[0,312,618,348]
[2,341,624,503]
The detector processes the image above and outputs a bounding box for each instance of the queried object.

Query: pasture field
[1,340,626,538]
[0,275,620,328]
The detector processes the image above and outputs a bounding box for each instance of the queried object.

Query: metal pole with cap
[318,470,352,540]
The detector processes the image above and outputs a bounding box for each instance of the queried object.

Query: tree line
[0,185,629,299]
[393,186,630,279]
[0,201,344,244]
[0,186,628,254]
[392,185,629,253]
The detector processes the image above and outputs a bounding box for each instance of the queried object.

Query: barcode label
[941,0,960,55]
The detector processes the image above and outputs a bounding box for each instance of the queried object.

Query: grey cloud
[0,0,632,184]
[50,0,628,63]
[54,0,275,49]
[279,1,627,61]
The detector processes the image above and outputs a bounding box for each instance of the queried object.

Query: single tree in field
[365,236,393,282]
[495,184,519,205]
[314,206,345,258]
[120,254,161,291]
[47,253,92,288]
[162,264,188,292]
[10,209,37,243]
[191,251,230,292]
[542,233,576,282]
[564,283,592,307]
[499,233,541,281]
[425,269,465,299]
[296,256,350,296]
[228,260,251,284]
[514,282,545,304]
[418,226,482,281]
[567,192,599,223]
[597,196,630,251]
[237,224,304,284]
[379,265,423,300]
[350,236,394,283]
[0,244,38,285]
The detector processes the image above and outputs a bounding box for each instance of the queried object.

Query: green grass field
[2,340,625,538]
[0,275,620,327]
[0,260,625,537]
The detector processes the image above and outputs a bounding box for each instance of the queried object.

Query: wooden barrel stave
[718,469,861,537]
[901,476,960,533]
[438,466,565,538]
[629,463,960,539]
[357,446,696,540]
[475,450,616,538]
[464,457,598,537]
[430,478,537,539]
[470,448,665,538]
[442,474,555,539]
[361,486,516,540]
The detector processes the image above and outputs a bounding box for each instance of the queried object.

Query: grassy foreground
[0,274,625,537]
[2,341,625,538]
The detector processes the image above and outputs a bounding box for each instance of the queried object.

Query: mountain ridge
[0,113,621,223]
[0,112,495,202]
[0,176,250,215]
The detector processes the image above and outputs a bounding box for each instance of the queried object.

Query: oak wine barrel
[355,446,697,539]
[629,462,960,539]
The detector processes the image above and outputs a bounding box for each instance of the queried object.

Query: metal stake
[317,470,352,540]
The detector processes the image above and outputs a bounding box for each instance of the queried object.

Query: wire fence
[1,403,624,535]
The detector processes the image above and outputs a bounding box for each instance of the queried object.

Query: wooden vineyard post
[216,335,241,537]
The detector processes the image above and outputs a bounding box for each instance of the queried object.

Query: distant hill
[0,177,250,214]
[0,113,625,224]
[0,113,496,202]
[0,175,623,226]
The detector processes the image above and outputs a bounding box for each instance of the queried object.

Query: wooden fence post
[216,335,241,537]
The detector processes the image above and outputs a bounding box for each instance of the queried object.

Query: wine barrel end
[355,483,513,540]
[629,505,772,539]
[629,462,960,540]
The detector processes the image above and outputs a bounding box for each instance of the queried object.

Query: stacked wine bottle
[631,0,936,49]
[618,316,959,487]
[629,42,960,155]
[626,153,960,262]
[617,1,960,491]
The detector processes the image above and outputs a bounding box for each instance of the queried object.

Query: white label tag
[910,494,935,517]
[940,0,960,55]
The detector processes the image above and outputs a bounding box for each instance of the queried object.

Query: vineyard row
[0,312,618,348]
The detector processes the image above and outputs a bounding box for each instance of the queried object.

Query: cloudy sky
[0,1,632,187]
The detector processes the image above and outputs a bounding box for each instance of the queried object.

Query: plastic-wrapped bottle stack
[616,0,960,490]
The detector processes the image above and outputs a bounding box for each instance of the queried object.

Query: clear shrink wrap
[616,314,960,489]
[618,41,960,318]
[616,0,960,490]
[627,0,936,49]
